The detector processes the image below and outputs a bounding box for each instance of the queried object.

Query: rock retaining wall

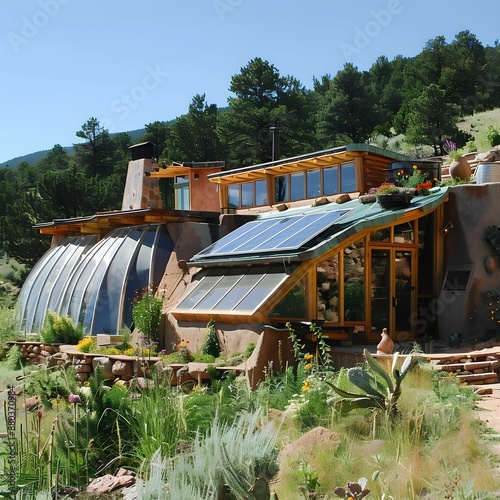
[5,341,60,364]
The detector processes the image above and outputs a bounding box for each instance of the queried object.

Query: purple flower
[68,394,82,404]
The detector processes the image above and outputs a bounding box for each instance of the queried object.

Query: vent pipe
[270,127,281,162]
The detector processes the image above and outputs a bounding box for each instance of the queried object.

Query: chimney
[121,142,162,210]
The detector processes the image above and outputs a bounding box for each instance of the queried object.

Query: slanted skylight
[192,209,350,261]
[173,265,294,316]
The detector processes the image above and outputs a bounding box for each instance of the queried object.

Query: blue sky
[1,0,499,164]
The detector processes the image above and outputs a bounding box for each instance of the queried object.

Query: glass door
[369,248,415,341]
[370,249,390,339]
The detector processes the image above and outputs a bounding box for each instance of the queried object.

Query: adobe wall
[439,183,500,341]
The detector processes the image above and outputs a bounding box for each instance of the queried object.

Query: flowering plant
[394,165,437,195]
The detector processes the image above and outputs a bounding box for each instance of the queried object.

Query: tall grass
[275,364,500,499]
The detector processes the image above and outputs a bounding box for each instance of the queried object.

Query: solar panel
[193,209,350,260]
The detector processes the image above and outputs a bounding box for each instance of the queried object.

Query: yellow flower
[304,353,314,360]
[301,381,310,392]
[305,363,312,370]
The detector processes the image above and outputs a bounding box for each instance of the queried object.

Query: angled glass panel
[306,169,321,198]
[194,270,243,310]
[290,171,304,201]
[241,182,253,207]
[175,274,223,310]
[323,165,339,195]
[46,236,97,316]
[234,268,288,312]
[173,265,293,316]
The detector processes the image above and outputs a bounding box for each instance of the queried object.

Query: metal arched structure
[18,224,173,335]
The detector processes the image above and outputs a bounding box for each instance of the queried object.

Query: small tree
[40,311,84,345]
[132,286,163,343]
[201,319,221,357]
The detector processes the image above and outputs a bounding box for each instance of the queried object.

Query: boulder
[187,362,211,381]
[47,351,70,368]
[92,357,115,379]
[112,360,134,380]
[86,472,136,494]
[280,427,341,465]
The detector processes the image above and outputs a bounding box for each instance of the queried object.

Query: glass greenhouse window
[255,179,267,206]
[268,278,307,319]
[174,265,293,315]
[228,185,239,209]
[306,169,321,198]
[19,225,173,336]
[340,162,356,192]
[290,172,305,201]
[323,165,339,195]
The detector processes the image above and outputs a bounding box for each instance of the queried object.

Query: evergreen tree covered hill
[0,31,499,272]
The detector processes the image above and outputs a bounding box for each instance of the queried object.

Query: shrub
[486,125,500,147]
[40,311,84,345]
[4,344,24,370]
[76,336,97,353]
[132,286,162,343]
[201,319,221,357]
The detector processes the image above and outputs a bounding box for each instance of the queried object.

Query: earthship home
[18,141,461,375]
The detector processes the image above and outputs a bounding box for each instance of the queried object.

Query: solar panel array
[193,209,350,260]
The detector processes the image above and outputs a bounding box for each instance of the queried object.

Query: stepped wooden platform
[430,347,500,385]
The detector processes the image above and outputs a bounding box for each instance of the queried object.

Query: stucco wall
[439,184,500,341]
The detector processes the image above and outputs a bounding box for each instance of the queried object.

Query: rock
[75,372,89,383]
[187,362,211,380]
[112,360,134,380]
[134,377,154,390]
[280,427,341,465]
[47,351,69,368]
[86,473,136,494]
[74,363,92,373]
[116,468,136,477]
[24,395,41,411]
[92,357,115,379]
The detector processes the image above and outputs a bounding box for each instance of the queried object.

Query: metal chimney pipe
[270,127,281,162]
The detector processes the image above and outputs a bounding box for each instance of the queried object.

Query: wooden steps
[435,352,500,385]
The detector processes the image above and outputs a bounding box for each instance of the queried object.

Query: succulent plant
[328,348,414,416]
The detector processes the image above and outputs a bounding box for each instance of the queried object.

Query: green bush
[4,344,24,370]
[132,287,162,343]
[40,311,84,345]
[486,125,500,147]
[201,319,221,357]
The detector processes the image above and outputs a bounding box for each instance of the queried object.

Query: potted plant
[375,184,415,209]
[445,139,471,181]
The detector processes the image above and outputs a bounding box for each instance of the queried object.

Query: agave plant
[329,348,414,416]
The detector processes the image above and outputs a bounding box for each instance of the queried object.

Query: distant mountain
[0,127,147,169]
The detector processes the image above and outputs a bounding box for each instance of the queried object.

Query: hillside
[457,108,500,151]
[2,109,500,170]
[0,127,147,169]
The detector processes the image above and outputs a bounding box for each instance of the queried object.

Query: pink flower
[68,394,82,404]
